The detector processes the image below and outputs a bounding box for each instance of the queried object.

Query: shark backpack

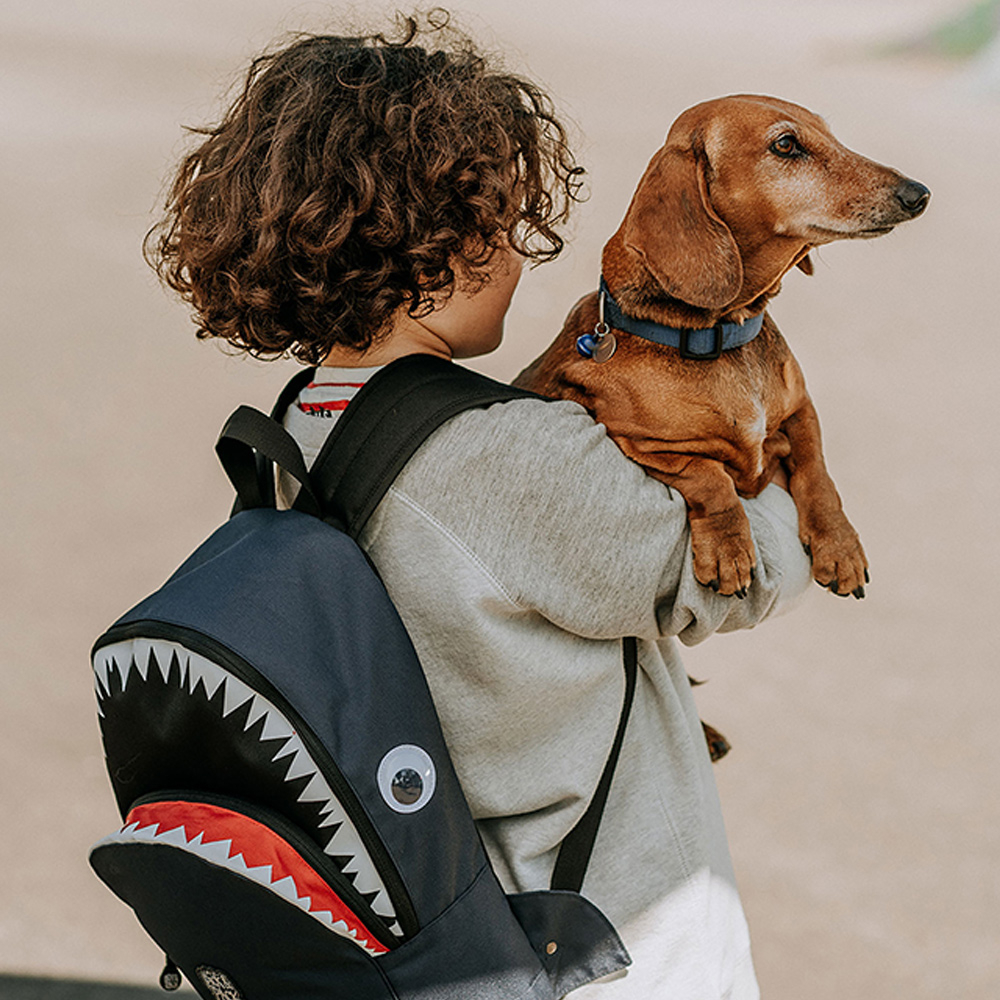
[89,354,635,1000]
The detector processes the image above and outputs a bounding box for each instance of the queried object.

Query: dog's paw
[701,720,732,762]
[690,507,756,597]
[802,516,868,598]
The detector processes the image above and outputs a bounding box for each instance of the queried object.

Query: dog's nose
[895,178,930,216]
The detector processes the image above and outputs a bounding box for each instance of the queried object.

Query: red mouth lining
[125,800,390,954]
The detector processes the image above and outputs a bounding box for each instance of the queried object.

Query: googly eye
[377,745,436,814]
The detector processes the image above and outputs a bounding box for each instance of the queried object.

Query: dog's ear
[796,252,814,275]
[622,143,742,310]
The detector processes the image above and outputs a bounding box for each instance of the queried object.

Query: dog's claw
[708,579,720,592]
[852,585,865,599]
[864,568,870,584]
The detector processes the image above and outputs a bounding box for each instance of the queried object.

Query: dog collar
[597,277,764,360]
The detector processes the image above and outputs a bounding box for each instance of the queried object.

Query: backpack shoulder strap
[300,353,539,539]
[549,637,638,893]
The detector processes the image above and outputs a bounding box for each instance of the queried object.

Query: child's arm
[386,396,811,642]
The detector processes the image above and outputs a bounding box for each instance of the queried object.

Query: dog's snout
[894,178,930,217]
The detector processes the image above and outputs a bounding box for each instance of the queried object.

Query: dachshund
[515,94,929,604]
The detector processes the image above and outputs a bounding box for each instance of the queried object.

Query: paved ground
[0,977,171,999]
[2,0,997,996]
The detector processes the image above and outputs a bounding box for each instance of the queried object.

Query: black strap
[550,637,638,893]
[303,354,537,537]
[258,366,318,508]
[216,405,321,517]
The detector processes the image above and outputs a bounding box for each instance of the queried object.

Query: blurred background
[1,0,998,996]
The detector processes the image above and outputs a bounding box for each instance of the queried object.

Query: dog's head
[603,94,929,318]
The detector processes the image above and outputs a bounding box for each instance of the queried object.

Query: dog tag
[592,332,617,363]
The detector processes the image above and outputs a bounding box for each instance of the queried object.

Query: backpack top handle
[215,404,322,518]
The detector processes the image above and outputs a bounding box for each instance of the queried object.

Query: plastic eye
[377,745,436,814]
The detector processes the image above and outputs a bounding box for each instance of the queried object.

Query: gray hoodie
[283,380,811,999]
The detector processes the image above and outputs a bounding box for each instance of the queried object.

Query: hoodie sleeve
[389,396,812,643]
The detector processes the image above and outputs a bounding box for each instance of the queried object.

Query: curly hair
[146,10,584,363]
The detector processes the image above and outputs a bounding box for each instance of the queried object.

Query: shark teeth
[92,636,400,933]
[96,818,388,956]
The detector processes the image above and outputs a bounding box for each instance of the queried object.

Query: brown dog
[515,94,929,600]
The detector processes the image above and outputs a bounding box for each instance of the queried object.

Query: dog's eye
[770,134,801,158]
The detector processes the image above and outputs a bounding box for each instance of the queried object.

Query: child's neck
[320,311,451,368]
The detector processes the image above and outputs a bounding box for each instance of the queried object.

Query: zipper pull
[159,956,182,991]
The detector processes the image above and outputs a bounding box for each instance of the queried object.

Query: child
[147,13,810,998]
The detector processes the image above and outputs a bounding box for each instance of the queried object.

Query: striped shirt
[283,365,384,467]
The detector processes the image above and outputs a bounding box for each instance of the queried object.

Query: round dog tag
[592,332,617,363]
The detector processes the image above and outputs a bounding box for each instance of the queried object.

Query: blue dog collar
[598,277,763,360]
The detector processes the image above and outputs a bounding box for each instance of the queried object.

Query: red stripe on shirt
[306,381,366,389]
[298,400,351,413]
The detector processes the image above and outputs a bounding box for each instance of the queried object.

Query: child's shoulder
[396,392,659,508]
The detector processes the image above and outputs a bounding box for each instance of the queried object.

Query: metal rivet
[545,941,558,955]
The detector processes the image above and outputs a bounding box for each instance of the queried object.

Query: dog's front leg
[616,442,756,596]
[782,400,868,598]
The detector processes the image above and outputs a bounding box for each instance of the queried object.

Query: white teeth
[298,772,334,805]
[324,817,388,899]
[244,695,270,732]
[225,851,248,874]
[259,708,295,743]
[132,639,155,682]
[92,634,398,930]
[324,816,365,860]
[282,748,316,784]
[92,647,115,697]
[221,675,254,717]
[92,651,109,696]
[198,837,235,866]
[155,824,192,849]
[272,733,302,763]
[317,800,349,828]
[92,641,139,693]
[342,854,384,898]
[371,890,397,920]
[270,875,301,903]
[185,651,227,700]
[243,863,274,886]
[387,920,403,937]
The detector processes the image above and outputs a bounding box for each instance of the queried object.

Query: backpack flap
[91,793,395,1000]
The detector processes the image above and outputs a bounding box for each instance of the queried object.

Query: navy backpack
[89,355,635,999]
